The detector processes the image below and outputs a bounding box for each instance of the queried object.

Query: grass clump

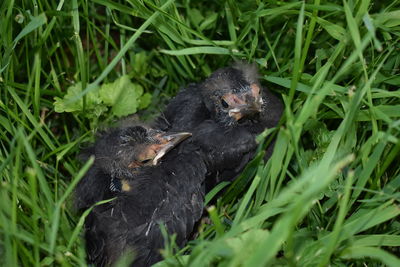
[1,0,400,266]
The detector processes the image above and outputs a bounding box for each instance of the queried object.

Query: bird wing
[75,166,114,211]
[85,154,207,267]
[153,85,210,132]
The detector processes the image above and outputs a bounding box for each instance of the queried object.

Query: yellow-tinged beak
[152,132,192,165]
[226,83,263,121]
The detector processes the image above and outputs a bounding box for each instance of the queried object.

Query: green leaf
[374,10,400,28]
[189,8,204,26]
[226,229,270,259]
[53,82,102,114]
[343,0,361,49]
[54,83,84,113]
[99,75,143,117]
[138,93,152,110]
[199,12,218,31]
[205,181,230,206]
[352,235,400,247]
[315,17,347,41]
[160,46,242,56]
[54,76,148,119]
[12,13,47,49]
[1,13,47,73]
[132,51,150,77]
[340,246,400,267]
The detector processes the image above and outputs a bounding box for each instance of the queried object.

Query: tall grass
[1,0,399,266]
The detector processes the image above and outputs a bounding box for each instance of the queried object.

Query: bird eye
[221,99,229,109]
[140,159,152,164]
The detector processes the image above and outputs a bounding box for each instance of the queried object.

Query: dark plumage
[75,125,191,212]
[155,63,263,131]
[78,63,282,267]
[83,120,256,266]
[155,63,283,184]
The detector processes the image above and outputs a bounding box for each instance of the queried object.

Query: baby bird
[155,63,264,131]
[154,63,283,185]
[79,63,282,266]
[83,120,256,267]
[75,125,191,212]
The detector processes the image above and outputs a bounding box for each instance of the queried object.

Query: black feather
[154,63,283,186]
[75,125,161,212]
[78,64,282,266]
[83,120,256,266]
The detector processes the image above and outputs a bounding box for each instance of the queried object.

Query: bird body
[78,63,282,266]
[75,126,191,212]
[85,144,206,266]
[84,121,256,266]
[155,83,209,132]
[154,63,283,185]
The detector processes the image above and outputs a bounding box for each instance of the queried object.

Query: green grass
[1,0,400,266]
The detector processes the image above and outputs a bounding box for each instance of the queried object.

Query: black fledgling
[75,125,191,212]
[155,63,283,184]
[155,63,266,131]
[84,120,256,267]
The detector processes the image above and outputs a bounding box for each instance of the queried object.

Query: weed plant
[1,0,399,266]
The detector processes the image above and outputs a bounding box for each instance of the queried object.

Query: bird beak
[231,101,262,116]
[225,83,263,121]
[228,103,261,121]
[152,132,192,165]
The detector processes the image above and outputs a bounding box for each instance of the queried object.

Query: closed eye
[221,99,229,109]
[140,159,152,164]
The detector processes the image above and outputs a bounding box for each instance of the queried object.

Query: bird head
[201,63,263,127]
[119,126,192,169]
